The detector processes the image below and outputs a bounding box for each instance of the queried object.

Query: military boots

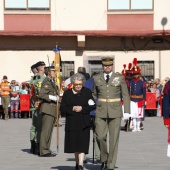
[30,140,36,154]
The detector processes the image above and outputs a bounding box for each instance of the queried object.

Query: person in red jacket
[162,80,170,157]
[121,63,133,131]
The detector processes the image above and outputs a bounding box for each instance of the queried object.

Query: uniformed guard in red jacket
[162,80,170,157]
[130,58,146,132]
[121,63,133,131]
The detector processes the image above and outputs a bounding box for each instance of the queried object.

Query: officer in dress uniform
[93,57,130,170]
[39,66,60,157]
[130,58,146,132]
[121,63,133,131]
[29,61,46,154]
[162,80,170,156]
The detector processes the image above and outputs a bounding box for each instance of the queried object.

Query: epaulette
[116,72,121,75]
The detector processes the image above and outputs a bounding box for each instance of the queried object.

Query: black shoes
[75,164,78,170]
[83,159,87,163]
[75,164,83,170]
[30,140,36,154]
[40,152,56,157]
[101,161,107,170]
[78,165,83,170]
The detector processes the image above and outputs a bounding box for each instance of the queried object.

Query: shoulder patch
[35,82,42,88]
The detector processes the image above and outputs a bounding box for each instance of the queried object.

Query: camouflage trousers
[30,110,42,143]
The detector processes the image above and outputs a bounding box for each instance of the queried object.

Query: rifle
[53,44,61,154]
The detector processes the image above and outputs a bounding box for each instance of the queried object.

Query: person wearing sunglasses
[60,73,96,170]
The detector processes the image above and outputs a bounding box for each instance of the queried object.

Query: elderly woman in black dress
[60,73,96,170]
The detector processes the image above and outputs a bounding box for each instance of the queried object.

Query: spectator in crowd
[60,73,96,170]
[77,67,90,83]
[10,80,20,118]
[146,82,151,92]
[19,83,29,118]
[155,78,163,94]
[63,71,75,90]
[150,83,160,99]
[150,83,161,116]
[0,76,11,120]
[77,67,86,73]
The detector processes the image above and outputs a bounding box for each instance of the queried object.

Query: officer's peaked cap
[45,66,56,72]
[101,57,114,65]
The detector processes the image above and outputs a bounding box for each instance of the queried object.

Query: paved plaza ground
[0,117,169,170]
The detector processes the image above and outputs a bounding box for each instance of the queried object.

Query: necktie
[106,74,110,83]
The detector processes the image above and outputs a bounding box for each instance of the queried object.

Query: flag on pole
[53,46,61,89]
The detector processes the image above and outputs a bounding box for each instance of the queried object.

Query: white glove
[49,95,59,102]
[88,99,95,106]
[123,113,130,120]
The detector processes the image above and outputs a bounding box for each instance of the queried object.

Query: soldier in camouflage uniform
[29,63,38,153]
[30,64,38,119]
[30,61,46,154]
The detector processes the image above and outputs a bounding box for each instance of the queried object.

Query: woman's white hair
[70,73,86,85]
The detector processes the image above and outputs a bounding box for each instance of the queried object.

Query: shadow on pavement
[51,166,73,170]
[21,149,31,153]
[85,164,101,170]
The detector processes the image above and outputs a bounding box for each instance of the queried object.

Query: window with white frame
[4,0,50,10]
[138,61,154,80]
[108,0,153,11]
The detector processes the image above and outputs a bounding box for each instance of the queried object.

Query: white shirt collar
[104,71,112,80]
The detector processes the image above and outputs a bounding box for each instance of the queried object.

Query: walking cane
[91,116,95,164]
[93,131,95,164]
